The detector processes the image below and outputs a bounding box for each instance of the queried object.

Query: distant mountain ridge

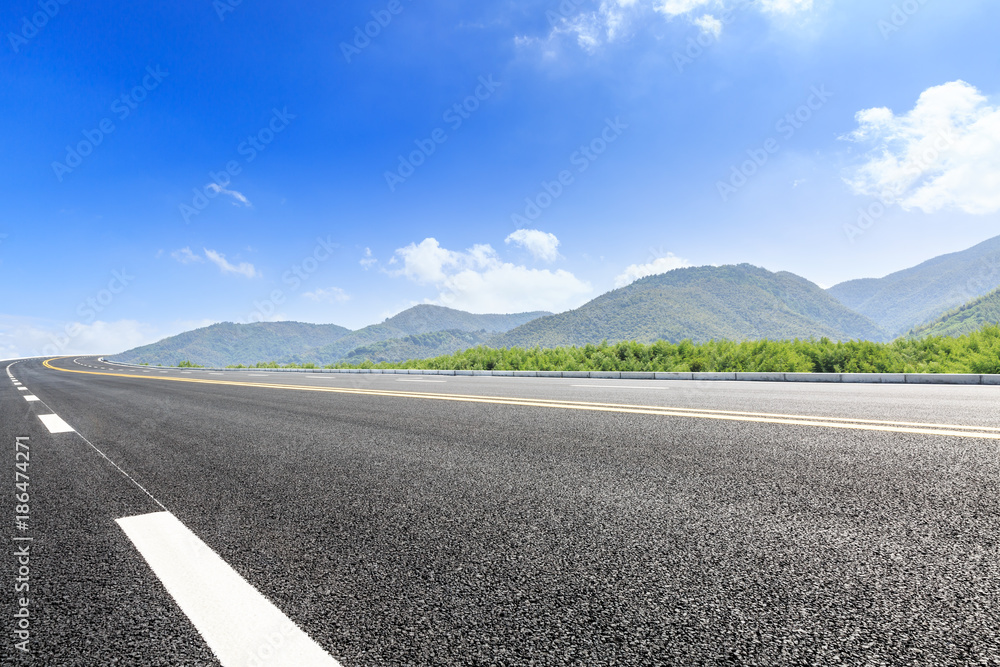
[287,305,551,365]
[909,287,1000,338]
[827,235,1000,336]
[491,264,886,348]
[111,305,550,367]
[337,330,496,365]
[112,321,351,368]
[111,235,1000,367]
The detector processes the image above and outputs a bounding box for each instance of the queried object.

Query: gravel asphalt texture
[3,356,999,666]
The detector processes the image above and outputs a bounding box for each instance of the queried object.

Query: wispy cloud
[206,183,252,207]
[170,247,203,264]
[204,248,258,278]
[360,247,377,270]
[303,287,350,303]
[614,252,691,287]
[519,0,817,55]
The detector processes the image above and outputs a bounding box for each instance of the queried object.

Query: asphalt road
[4,356,999,665]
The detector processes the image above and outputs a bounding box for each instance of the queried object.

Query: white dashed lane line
[38,413,75,434]
[15,358,341,665]
[24,395,39,402]
[118,512,342,666]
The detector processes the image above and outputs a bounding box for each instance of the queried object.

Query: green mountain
[337,329,495,365]
[827,234,1000,336]
[288,305,550,364]
[909,287,1000,338]
[111,321,351,367]
[490,264,886,348]
[111,305,550,367]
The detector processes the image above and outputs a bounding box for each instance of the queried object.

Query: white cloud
[504,229,561,262]
[0,317,165,359]
[392,238,592,313]
[393,238,462,284]
[844,80,1000,215]
[693,14,723,38]
[303,287,350,303]
[656,0,713,18]
[758,0,813,14]
[523,0,815,54]
[204,248,258,278]
[171,247,203,264]
[614,252,691,287]
[360,247,377,270]
[206,183,252,207]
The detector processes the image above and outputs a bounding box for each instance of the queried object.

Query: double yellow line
[43,358,1000,440]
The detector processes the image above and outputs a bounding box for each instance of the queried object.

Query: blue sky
[2,0,999,356]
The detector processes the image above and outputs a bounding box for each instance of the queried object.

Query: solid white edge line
[116,512,342,667]
[37,413,75,434]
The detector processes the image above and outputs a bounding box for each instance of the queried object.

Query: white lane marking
[18,387,27,391]
[396,378,446,383]
[117,512,342,667]
[38,413,75,433]
[246,374,271,377]
[24,395,39,402]
[571,384,667,390]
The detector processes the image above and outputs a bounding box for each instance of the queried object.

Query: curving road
[4,355,999,665]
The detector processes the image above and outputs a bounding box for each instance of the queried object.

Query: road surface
[4,356,999,665]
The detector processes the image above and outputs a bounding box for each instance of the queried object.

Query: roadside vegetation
[218,325,1000,374]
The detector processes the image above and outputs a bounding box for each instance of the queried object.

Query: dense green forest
[909,287,1000,339]
[114,321,351,368]
[335,329,495,365]
[231,326,1000,374]
[492,264,886,349]
[827,234,1000,336]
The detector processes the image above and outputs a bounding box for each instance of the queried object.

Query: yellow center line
[43,358,1000,440]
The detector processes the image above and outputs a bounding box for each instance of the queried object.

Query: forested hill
[909,288,1000,338]
[827,234,1000,336]
[286,305,549,365]
[112,306,551,367]
[490,264,887,348]
[112,321,351,368]
[336,330,496,365]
